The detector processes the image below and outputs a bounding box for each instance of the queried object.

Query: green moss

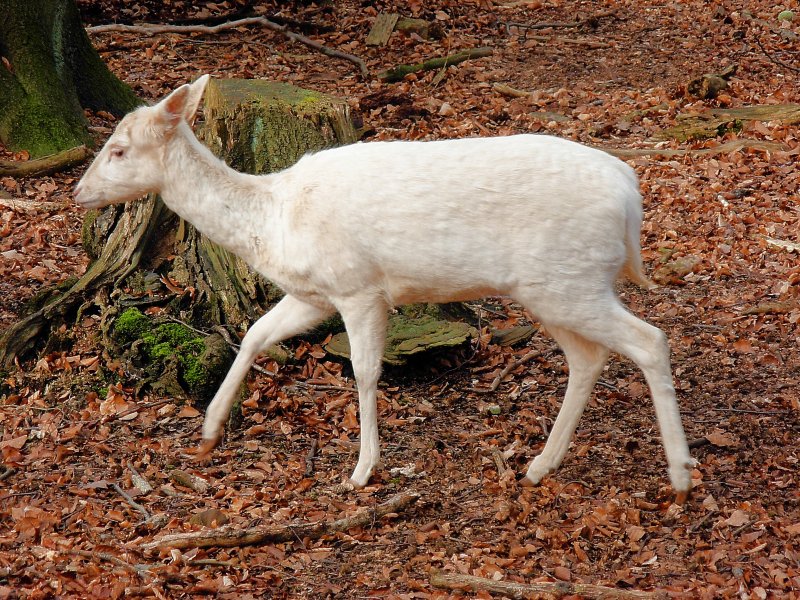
[110,308,232,404]
[113,308,151,345]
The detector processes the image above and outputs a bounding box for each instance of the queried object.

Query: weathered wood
[0,145,91,177]
[141,491,420,550]
[430,571,669,600]
[326,313,477,365]
[365,12,399,46]
[601,139,787,159]
[0,196,166,368]
[656,104,800,142]
[379,47,493,82]
[394,16,444,40]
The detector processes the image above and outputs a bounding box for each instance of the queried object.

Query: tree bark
[0,0,138,157]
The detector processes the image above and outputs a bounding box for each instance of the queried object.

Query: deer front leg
[337,296,388,488]
[197,295,333,457]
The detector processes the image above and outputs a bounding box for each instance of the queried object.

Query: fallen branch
[87,17,368,78]
[304,438,318,477]
[112,482,152,521]
[600,139,786,159]
[379,47,493,82]
[481,350,540,393]
[526,35,610,49]
[0,198,66,214]
[430,571,669,600]
[169,469,210,494]
[127,461,154,495]
[0,145,91,178]
[141,491,420,550]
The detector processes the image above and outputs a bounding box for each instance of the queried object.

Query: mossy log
[0,145,91,177]
[656,104,800,142]
[379,47,493,82]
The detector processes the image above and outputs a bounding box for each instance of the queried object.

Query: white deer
[75,76,693,501]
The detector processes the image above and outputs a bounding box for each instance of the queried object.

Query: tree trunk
[0,0,138,157]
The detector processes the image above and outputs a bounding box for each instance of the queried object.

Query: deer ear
[183,74,210,125]
[157,83,192,132]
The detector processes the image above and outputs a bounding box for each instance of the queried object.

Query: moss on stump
[111,308,233,406]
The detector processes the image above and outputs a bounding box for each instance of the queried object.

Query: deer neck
[160,125,278,266]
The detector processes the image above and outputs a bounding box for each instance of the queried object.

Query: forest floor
[1,0,800,598]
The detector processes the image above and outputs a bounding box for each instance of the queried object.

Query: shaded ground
[1,1,799,598]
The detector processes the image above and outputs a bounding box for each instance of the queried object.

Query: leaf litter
[1,0,800,598]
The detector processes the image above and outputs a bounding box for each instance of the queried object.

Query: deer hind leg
[524,325,610,485]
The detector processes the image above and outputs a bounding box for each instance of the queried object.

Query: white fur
[75,76,693,495]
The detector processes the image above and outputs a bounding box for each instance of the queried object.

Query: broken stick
[430,571,669,600]
[141,491,420,550]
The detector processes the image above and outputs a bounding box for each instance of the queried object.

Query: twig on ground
[753,36,800,74]
[211,324,279,377]
[304,438,318,477]
[503,10,617,34]
[141,491,420,550]
[86,17,368,77]
[112,482,152,521]
[492,82,532,98]
[430,570,669,599]
[482,350,541,393]
[0,145,91,178]
[0,467,15,482]
[65,548,153,577]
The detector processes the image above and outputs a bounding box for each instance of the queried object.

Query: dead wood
[526,35,611,49]
[141,491,420,550]
[484,350,541,393]
[600,139,786,159]
[687,65,737,99]
[655,104,800,142]
[112,482,152,521]
[366,12,399,46]
[430,571,669,600]
[379,47,493,82]
[503,10,617,34]
[493,83,532,98]
[86,17,368,78]
[394,16,445,40]
[169,470,210,494]
[0,145,91,177]
[0,198,67,214]
[127,462,154,495]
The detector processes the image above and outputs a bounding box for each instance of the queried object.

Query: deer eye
[110,147,125,159]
